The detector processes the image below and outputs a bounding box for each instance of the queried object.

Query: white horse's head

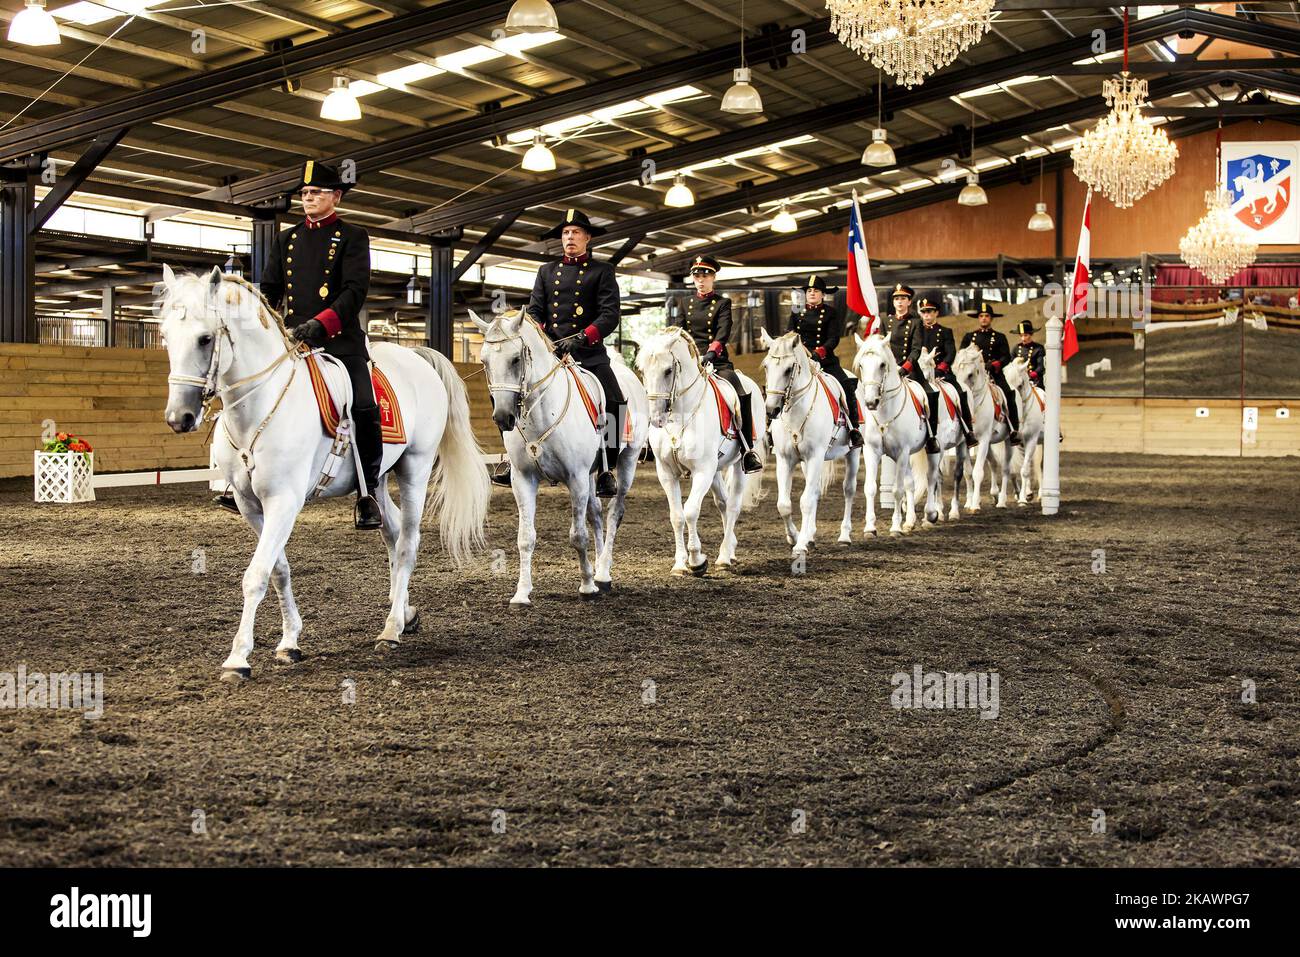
[917,346,938,384]
[952,343,987,394]
[1003,355,1029,392]
[636,327,698,427]
[851,332,894,410]
[159,264,272,433]
[758,329,809,419]
[469,308,535,432]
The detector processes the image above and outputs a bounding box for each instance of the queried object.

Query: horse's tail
[741,377,767,510]
[412,346,490,566]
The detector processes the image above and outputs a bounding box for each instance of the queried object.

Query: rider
[881,283,939,454]
[960,302,1020,444]
[214,161,382,530]
[492,209,624,498]
[1012,319,1046,390]
[918,295,974,442]
[788,275,864,449]
[669,254,762,474]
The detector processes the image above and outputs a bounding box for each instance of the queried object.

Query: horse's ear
[208,266,224,289]
[467,308,491,334]
[854,332,865,348]
[503,309,523,333]
[758,328,773,349]
[162,263,176,289]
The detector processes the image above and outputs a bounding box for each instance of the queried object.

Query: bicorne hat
[541,208,607,240]
[291,160,354,194]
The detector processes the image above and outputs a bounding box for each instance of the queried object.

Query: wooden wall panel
[743,121,1300,265]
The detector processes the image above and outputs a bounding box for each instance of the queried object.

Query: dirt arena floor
[1,451,1297,867]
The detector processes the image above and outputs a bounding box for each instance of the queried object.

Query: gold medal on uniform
[319,284,329,298]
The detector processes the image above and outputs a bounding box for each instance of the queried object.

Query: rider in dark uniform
[215,161,382,529]
[668,254,762,473]
[491,209,624,498]
[960,302,1020,443]
[880,283,939,453]
[918,295,974,442]
[1012,319,1046,390]
[787,275,863,448]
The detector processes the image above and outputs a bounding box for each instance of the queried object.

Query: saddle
[565,363,603,432]
[935,380,960,420]
[706,372,740,439]
[815,372,863,430]
[304,352,406,445]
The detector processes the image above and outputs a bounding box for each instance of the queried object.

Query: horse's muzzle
[166,410,197,433]
[492,409,516,432]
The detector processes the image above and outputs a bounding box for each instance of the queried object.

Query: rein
[648,345,709,453]
[861,358,913,435]
[482,326,576,470]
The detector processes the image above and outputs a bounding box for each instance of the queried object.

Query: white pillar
[1041,316,1063,515]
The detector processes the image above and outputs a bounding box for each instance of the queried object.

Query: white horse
[161,266,489,681]
[758,329,862,554]
[951,343,1012,511]
[914,346,967,524]
[637,327,765,575]
[851,334,929,536]
[471,309,647,606]
[1002,356,1046,506]
[1234,167,1288,216]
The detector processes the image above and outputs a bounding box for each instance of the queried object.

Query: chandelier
[1071,9,1177,208]
[1179,189,1258,285]
[826,0,996,88]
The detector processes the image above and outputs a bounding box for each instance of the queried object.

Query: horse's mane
[636,326,699,372]
[952,343,986,380]
[220,273,289,336]
[854,331,895,368]
[760,331,808,369]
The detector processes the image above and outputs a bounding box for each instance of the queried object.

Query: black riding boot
[925,387,941,453]
[353,406,384,530]
[595,401,622,498]
[491,425,512,487]
[842,378,864,449]
[1004,385,1022,445]
[957,386,974,440]
[736,390,763,473]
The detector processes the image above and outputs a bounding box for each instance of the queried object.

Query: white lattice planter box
[34,452,96,503]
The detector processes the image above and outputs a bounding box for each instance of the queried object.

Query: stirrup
[213,492,239,515]
[490,460,512,487]
[354,493,383,530]
[595,470,618,498]
[741,450,763,474]
[847,428,864,449]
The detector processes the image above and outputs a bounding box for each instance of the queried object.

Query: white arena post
[1041,316,1063,516]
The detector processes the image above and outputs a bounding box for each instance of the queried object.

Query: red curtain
[1155,264,1300,288]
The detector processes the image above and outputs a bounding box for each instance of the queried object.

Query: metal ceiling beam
[647,115,1222,273]
[1059,58,1300,73]
[218,19,841,205]
[31,129,129,233]
[397,6,1212,236]
[0,0,526,163]
[599,72,1223,251]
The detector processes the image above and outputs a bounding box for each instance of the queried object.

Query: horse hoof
[402,609,421,634]
[889,530,901,538]
[509,599,532,612]
[220,667,251,684]
[838,538,851,547]
[274,648,302,665]
[865,530,878,538]
[579,589,600,601]
[374,639,400,653]
[596,579,612,593]
[688,559,708,577]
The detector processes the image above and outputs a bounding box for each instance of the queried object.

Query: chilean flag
[847,192,881,335]
[1063,189,1091,363]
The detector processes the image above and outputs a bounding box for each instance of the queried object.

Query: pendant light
[1027,155,1054,231]
[320,76,361,121]
[505,0,559,34]
[721,0,763,115]
[956,111,987,206]
[522,134,556,172]
[7,0,60,47]
[771,204,798,233]
[664,174,695,208]
[862,69,896,167]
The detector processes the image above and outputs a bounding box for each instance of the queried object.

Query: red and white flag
[847,191,881,335]
[1063,189,1092,363]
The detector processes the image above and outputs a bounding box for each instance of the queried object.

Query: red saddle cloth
[566,365,602,431]
[906,381,927,421]
[816,373,841,424]
[938,382,959,420]
[707,376,736,437]
[305,353,407,445]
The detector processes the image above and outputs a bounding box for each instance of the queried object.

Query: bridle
[857,349,912,434]
[768,347,821,444]
[482,325,572,464]
[646,339,711,456]
[164,292,299,472]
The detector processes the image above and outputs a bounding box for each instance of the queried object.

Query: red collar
[695,291,714,301]
[305,212,338,230]
[561,254,589,266]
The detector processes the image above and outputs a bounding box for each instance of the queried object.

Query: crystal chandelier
[1071,10,1177,208]
[1179,189,1257,285]
[826,0,996,88]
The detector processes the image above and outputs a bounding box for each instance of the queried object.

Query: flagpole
[1042,186,1090,517]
